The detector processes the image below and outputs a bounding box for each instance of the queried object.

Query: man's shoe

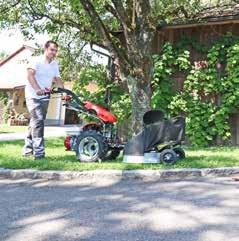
[22,152,33,157]
[34,155,45,160]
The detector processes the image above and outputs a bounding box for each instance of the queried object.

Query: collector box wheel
[173,147,185,160]
[160,149,177,164]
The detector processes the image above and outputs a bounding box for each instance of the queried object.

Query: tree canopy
[0,0,236,132]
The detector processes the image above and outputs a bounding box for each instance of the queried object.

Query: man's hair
[44,40,58,49]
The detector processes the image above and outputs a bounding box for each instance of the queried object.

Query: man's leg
[22,100,35,156]
[22,125,33,156]
[31,100,49,158]
[23,99,49,158]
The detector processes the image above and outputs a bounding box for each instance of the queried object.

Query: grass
[0,137,239,171]
[0,124,27,134]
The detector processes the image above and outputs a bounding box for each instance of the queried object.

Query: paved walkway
[0,177,238,241]
[0,125,81,141]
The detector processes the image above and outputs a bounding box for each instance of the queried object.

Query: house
[151,4,239,145]
[0,45,78,126]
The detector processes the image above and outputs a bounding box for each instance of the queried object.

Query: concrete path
[0,125,81,141]
[0,177,239,241]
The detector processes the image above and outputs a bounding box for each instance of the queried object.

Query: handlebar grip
[43,88,52,95]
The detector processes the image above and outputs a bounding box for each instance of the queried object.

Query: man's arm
[53,77,64,89]
[27,69,45,95]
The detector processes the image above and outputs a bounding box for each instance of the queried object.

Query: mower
[46,88,186,164]
[50,87,124,162]
[49,43,185,164]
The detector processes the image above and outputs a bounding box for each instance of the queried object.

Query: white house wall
[0,48,34,89]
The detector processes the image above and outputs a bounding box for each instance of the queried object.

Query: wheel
[173,147,185,160]
[105,149,121,160]
[76,131,108,162]
[160,149,177,164]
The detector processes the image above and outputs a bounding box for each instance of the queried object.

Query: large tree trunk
[122,55,153,134]
[124,25,155,134]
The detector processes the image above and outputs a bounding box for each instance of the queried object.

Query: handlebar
[41,87,91,113]
[51,87,84,106]
[43,87,105,124]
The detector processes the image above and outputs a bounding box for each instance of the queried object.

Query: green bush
[0,91,10,123]
[72,64,131,124]
[152,33,239,147]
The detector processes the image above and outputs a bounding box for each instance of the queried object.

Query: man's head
[44,40,58,60]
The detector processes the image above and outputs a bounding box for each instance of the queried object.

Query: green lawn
[0,137,239,171]
[0,124,27,134]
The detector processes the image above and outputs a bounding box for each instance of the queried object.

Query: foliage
[152,34,239,147]
[53,33,93,83]
[72,64,131,123]
[151,43,190,113]
[2,100,11,123]
[0,91,8,105]
[0,0,212,133]
[0,91,9,124]
[0,51,7,60]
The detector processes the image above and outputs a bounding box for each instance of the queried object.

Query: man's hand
[62,94,72,101]
[36,89,46,96]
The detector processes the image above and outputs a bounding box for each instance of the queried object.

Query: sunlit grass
[0,124,27,134]
[0,138,239,170]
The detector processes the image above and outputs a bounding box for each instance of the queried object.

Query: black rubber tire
[105,149,121,160]
[160,149,177,165]
[76,131,108,162]
[173,147,185,160]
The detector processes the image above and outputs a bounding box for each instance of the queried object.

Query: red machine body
[83,101,117,123]
[64,136,72,151]
[52,88,122,158]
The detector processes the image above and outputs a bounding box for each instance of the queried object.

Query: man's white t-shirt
[25,55,60,99]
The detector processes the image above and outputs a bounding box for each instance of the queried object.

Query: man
[22,40,64,159]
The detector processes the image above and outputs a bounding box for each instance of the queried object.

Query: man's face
[44,43,58,60]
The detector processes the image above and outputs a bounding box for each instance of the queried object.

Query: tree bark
[127,73,152,134]
[120,54,153,134]
[119,22,155,134]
